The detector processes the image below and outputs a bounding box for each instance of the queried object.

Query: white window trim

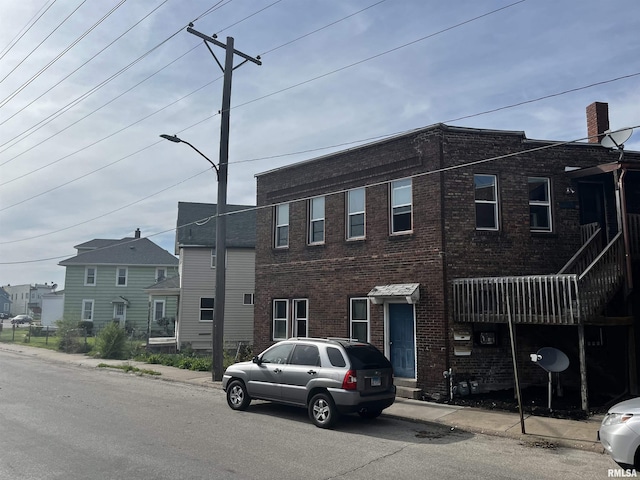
[211,248,217,269]
[273,299,289,341]
[84,266,97,286]
[292,298,309,337]
[529,177,553,232]
[199,297,214,323]
[347,188,366,240]
[243,293,255,305]
[390,178,413,235]
[153,300,166,321]
[116,267,128,287]
[308,197,325,245]
[275,203,289,248]
[350,297,370,342]
[82,299,94,321]
[474,174,499,231]
[156,268,166,282]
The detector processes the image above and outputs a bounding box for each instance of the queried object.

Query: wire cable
[0,0,57,61]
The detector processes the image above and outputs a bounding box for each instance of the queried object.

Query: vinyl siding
[177,247,254,350]
[63,264,178,332]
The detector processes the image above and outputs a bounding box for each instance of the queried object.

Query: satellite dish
[601,128,633,149]
[533,347,569,373]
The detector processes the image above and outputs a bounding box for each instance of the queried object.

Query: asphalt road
[0,349,614,480]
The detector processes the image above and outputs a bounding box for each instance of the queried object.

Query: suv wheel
[226,380,251,411]
[309,392,338,428]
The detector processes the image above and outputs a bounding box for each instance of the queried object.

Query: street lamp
[160,133,227,382]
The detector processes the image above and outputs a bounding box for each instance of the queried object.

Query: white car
[600,397,640,469]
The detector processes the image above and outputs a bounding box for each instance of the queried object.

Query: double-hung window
[211,248,216,268]
[85,267,96,286]
[308,197,325,244]
[474,174,498,230]
[156,268,166,282]
[529,177,552,232]
[243,293,255,305]
[275,204,289,248]
[153,300,165,321]
[116,267,128,286]
[200,298,214,322]
[273,299,289,341]
[350,298,370,342]
[347,188,365,239]
[293,299,308,337]
[391,178,412,234]
[82,299,94,321]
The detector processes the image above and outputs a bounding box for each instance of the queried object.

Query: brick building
[254,103,640,410]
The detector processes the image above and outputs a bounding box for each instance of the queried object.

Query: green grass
[0,325,95,352]
[97,363,161,376]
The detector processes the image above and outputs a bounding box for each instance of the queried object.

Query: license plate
[371,376,381,387]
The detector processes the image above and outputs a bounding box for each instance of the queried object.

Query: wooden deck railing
[452,232,626,325]
[558,226,602,275]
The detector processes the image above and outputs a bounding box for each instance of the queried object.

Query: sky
[1,0,639,290]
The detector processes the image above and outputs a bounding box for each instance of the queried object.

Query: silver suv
[222,338,396,428]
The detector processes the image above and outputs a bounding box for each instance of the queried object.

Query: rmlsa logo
[608,469,638,478]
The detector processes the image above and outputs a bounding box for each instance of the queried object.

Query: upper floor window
[85,267,96,286]
[529,177,552,232]
[156,268,166,282]
[391,178,412,234]
[350,298,370,342]
[273,299,289,341]
[211,248,216,268]
[308,197,325,244]
[347,188,365,239]
[116,267,128,286]
[275,203,289,248]
[474,174,498,230]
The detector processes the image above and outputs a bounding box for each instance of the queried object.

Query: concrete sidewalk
[0,342,604,453]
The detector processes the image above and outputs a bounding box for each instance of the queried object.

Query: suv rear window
[326,347,346,367]
[344,344,392,369]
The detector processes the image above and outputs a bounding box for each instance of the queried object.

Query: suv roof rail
[326,337,359,343]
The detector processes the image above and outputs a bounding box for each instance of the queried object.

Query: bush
[95,322,126,359]
[56,318,91,354]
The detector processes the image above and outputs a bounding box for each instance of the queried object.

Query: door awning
[111,296,129,306]
[367,283,420,305]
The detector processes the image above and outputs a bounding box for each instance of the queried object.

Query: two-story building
[59,229,179,333]
[254,102,639,411]
[173,202,256,352]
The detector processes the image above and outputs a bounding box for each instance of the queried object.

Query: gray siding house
[175,202,256,352]
[59,229,179,333]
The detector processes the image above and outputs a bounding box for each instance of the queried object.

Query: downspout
[439,130,451,397]
[618,168,633,294]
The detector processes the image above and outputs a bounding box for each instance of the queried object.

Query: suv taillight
[342,370,357,390]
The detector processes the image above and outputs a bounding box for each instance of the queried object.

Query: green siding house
[59,229,179,333]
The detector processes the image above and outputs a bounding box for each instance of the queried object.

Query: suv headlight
[603,413,634,426]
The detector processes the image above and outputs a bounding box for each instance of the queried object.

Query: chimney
[586,102,609,143]
[135,228,141,239]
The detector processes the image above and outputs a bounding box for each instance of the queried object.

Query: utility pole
[186,25,261,381]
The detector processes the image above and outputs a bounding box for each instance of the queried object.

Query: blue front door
[389,303,415,378]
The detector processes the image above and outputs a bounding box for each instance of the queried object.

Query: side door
[247,343,294,401]
[279,344,321,406]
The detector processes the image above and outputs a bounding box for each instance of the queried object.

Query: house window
[529,177,552,232]
[273,299,289,341]
[243,293,254,305]
[391,178,412,234]
[156,268,166,282]
[293,299,308,337]
[474,174,498,230]
[153,300,166,321]
[308,197,325,244]
[211,249,216,268]
[275,203,289,248]
[200,297,214,322]
[347,188,365,239]
[116,267,128,286]
[82,299,94,321]
[350,298,369,342]
[85,267,96,286]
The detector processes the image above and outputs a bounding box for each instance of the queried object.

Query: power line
[0,0,57,61]
[5,125,636,265]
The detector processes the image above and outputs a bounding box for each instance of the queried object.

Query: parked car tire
[309,392,338,429]
[226,380,251,411]
[357,408,382,420]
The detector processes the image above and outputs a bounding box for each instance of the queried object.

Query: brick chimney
[586,102,609,143]
[135,228,141,239]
